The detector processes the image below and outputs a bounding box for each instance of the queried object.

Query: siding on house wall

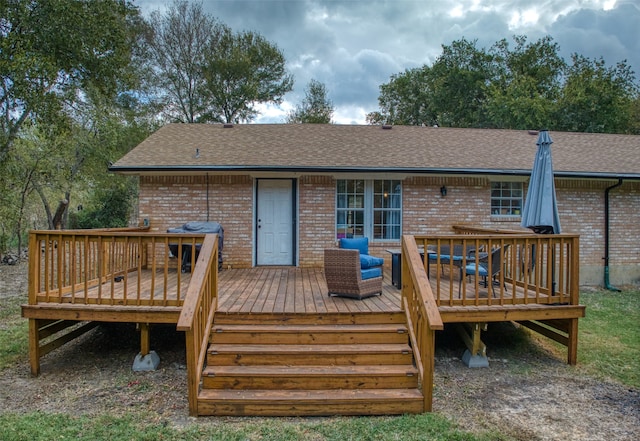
[138,175,639,286]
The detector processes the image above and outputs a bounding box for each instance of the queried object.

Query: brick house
[110,123,640,286]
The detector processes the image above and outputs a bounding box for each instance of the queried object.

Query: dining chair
[458,246,508,298]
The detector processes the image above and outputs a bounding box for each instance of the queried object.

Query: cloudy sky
[136,0,640,124]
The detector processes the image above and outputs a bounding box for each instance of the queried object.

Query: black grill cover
[167,221,224,270]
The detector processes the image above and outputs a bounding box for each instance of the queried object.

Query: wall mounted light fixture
[440,185,447,197]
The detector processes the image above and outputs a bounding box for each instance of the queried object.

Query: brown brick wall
[139,175,254,268]
[298,176,336,267]
[138,175,639,285]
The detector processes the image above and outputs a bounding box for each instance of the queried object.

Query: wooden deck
[22,229,585,416]
[32,264,581,322]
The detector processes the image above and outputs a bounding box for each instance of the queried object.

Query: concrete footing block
[132,350,160,372]
[462,349,489,368]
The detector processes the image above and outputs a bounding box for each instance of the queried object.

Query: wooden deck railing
[28,228,208,307]
[177,234,219,417]
[412,232,580,308]
[400,235,444,412]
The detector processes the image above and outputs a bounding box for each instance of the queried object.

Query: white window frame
[336,179,402,241]
[490,181,523,218]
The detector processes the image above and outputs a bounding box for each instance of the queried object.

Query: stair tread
[213,324,407,333]
[204,364,418,377]
[208,343,412,354]
[199,388,423,401]
[213,312,406,325]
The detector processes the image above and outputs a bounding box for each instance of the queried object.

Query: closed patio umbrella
[521,130,561,234]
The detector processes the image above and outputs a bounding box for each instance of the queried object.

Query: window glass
[491,182,523,216]
[337,179,401,240]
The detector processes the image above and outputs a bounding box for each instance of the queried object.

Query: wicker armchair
[324,248,383,300]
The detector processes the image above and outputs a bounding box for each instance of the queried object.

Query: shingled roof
[111,123,640,179]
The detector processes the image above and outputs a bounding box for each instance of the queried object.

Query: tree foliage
[145,0,225,123]
[145,0,293,124]
[555,55,639,133]
[485,35,565,130]
[428,38,495,128]
[0,0,142,163]
[366,67,433,126]
[202,29,294,123]
[368,35,639,134]
[286,79,334,124]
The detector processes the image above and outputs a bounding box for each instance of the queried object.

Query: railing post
[27,232,41,376]
[401,235,444,413]
[28,232,39,306]
[183,328,198,416]
[423,327,435,411]
[567,235,581,365]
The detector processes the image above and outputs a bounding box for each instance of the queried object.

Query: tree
[145,1,293,124]
[368,35,639,134]
[201,29,293,123]
[144,0,226,123]
[368,38,494,127]
[427,38,495,127]
[69,179,136,229]
[0,0,142,163]
[286,79,334,124]
[485,36,565,130]
[555,55,639,133]
[366,67,434,126]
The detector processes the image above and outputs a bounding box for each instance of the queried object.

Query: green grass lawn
[575,289,639,388]
[1,288,637,440]
[0,412,509,441]
[0,295,28,369]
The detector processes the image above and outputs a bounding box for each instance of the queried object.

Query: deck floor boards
[217,267,403,314]
[44,265,558,317]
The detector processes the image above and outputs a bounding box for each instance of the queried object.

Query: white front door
[256,179,295,265]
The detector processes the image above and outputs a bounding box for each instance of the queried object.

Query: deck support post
[567,318,579,365]
[28,319,41,377]
[456,322,489,368]
[132,323,160,372]
[139,323,150,356]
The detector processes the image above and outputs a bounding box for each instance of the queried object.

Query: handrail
[28,230,208,307]
[401,235,444,412]
[177,234,219,417]
[452,224,529,235]
[413,233,580,307]
[30,226,151,234]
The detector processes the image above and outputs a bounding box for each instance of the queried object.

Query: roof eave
[108,165,640,180]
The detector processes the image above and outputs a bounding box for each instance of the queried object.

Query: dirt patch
[1,260,639,440]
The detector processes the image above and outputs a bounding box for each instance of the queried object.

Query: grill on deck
[167,221,224,271]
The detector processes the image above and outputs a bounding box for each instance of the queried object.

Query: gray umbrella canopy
[521,130,562,234]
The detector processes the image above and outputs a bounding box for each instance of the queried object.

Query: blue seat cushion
[339,237,369,255]
[429,254,464,264]
[464,264,488,277]
[360,254,384,269]
[361,267,382,280]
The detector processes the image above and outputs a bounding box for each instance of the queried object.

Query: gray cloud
[550,3,640,73]
[136,0,639,123]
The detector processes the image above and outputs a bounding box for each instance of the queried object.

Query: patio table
[386,245,475,289]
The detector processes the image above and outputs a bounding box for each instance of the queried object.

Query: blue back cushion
[339,237,369,255]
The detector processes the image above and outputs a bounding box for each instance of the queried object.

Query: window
[336,179,401,240]
[491,182,523,216]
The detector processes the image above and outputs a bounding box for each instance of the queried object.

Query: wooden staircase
[197,312,424,416]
